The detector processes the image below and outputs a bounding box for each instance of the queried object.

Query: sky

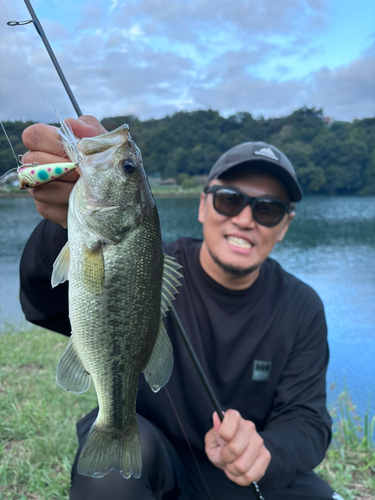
[0,0,374,123]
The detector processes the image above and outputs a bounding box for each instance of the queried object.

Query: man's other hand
[204,409,271,486]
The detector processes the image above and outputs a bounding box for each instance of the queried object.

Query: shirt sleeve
[258,305,332,490]
[19,219,71,335]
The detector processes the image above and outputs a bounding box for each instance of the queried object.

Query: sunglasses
[204,185,292,227]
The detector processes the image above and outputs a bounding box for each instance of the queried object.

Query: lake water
[0,195,374,420]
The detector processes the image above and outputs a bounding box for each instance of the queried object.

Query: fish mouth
[225,235,254,250]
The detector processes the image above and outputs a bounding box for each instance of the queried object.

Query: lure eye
[120,159,136,174]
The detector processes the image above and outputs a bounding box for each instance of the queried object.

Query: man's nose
[230,203,256,227]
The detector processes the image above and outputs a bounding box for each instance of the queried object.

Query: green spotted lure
[18,161,77,189]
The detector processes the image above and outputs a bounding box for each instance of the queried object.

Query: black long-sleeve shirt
[19,219,332,493]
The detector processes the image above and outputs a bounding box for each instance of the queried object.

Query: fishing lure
[18,111,81,190]
[18,161,77,189]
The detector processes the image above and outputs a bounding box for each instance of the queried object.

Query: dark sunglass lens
[214,189,244,215]
[254,199,286,226]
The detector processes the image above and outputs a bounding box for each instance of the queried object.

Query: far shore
[0,187,203,199]
[2,187,373,200]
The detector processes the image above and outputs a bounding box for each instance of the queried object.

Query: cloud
[0,0,373,124]
[308,47,375,120]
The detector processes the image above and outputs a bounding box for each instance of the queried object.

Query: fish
[51,116,183,480]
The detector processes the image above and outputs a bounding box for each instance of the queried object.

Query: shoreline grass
[1,326,374,499]
[315,387,375,500]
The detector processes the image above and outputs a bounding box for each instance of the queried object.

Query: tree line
[1,107,374,195]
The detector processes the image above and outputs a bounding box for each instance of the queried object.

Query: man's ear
[198,191,206,225]
[277,212,295,242]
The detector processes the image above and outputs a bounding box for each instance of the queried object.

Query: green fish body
[52,121,182,479]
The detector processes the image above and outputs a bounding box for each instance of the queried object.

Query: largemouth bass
[51,117,182,479]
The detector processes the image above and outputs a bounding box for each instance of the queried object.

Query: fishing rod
[7,2,264,498]
[170,307,265,500]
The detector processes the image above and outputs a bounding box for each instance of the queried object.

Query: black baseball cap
[206,141,302,202]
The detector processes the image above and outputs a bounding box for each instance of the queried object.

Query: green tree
[298,165,326,193]
[359,150,375,195]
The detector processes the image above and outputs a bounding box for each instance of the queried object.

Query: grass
[315,387,375,500]
[0,325,374,499]
[0,324,96,500]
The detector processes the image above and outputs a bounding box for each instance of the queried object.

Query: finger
[213,412,221,433]
[66,115,107,138]
[22,150,72,167]
[204,426,221,449]
[217,409,242,444]
[22,124,64,156]
[22,117,106,159]
[30,179,76,205]
[225,447,271,485]
[31,198,69,228]
[224,430,265,476]
[220,419,255,464]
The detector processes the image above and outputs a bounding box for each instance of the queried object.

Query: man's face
[198,168,295,289]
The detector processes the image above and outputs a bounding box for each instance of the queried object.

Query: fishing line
[164,386,215,500]
[0,120,19,169]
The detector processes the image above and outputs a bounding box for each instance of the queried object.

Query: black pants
[70,408,338,500]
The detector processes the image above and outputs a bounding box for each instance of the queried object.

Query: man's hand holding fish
[22,116,106,227]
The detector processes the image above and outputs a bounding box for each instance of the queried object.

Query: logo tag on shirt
[252,360,272,381]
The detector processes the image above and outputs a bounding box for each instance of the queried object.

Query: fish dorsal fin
[160,255,183,318]
[56,336,91,394]
[51,241,70,288]
[143,320,173,393]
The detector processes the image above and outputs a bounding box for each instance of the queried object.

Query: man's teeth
[226,236,253,249]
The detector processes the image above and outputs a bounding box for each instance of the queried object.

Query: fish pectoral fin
[78,419,142,479]
[143,320,173,393]
[160,255,183,318]
[51,241,70,288]
[143,254,182,393]
[83,243,105,292]
[56,336,91,393]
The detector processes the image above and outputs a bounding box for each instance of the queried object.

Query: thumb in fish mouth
[65,116,108,140]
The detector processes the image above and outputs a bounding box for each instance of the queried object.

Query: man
[20,116,338,500]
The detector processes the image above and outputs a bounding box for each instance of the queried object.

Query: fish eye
[120,159,136,174]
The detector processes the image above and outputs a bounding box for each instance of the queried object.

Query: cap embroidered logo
[254,147,279,162]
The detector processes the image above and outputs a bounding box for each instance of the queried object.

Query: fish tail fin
[77,420,142,479]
